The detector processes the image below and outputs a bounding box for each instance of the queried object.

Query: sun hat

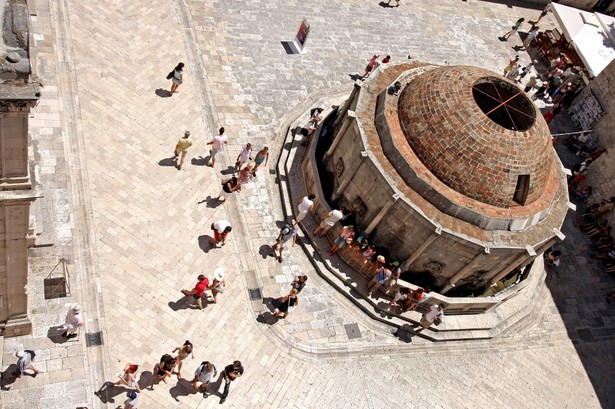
[214,267,225,281]
[392,261,400,267]
[377,255,385,264]
[15,351,24,358]
[72,304,82,313]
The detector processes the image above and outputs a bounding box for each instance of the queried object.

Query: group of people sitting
[576,197,615,275]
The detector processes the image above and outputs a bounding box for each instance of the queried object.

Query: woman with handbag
[168,62,184,96]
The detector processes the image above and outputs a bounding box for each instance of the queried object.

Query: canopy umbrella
[551,3,615,77]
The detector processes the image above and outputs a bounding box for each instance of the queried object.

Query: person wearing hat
[14,350,40,378]
[63,303,84,338]
[125,390,139,409]
[208,267,226,303]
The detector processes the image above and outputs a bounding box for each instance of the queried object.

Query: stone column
[331,150,368,201]
[365,194,400,234]
[489,245,537,285]
[323,111,356,162]
[331,83,361,131]
[440,246,490,294]
[401,226,442,270]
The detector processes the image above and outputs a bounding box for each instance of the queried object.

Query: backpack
[281,225,293,238]
[166,70,174,80]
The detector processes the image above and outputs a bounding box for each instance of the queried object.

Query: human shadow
[169,378,197,401]
[93,382,129,404]
[512,45,524,52]
[198,235,213,253]
[168,295,204,311]
[220,166,235,176]
[155,88,171,98]
[138,370,159,391]
[191,155,209,167]
[197,196,222,208]
[378,1,395,8]
[0,365,19,390]
[392,324,417,343]
[207,372,226,398]
[349,74,363,81]
[47,324,71,344]
[258,244,277,260]
[158,156,177,167]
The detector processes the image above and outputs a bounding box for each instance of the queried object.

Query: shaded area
[546,112,615,407]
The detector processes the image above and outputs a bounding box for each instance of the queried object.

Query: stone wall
[575,59,615,223]
[519,0,615,12]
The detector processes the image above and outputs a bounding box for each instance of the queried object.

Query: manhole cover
[344,323,361,339]
[86,331,103,347]
[248,288,262,300]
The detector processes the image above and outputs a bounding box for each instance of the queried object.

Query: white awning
[551,3,615,77]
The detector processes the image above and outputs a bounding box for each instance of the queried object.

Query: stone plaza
[1,0,614,408]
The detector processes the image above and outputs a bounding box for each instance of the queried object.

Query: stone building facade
[520,0,614,13]
[316,62,569,294]
[0,0,40,336]
[573,58,615,220]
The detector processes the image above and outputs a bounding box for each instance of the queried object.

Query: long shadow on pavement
[546,112,615,407]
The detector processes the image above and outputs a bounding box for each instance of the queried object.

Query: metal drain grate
[344,323,362,340]
[86,331,103,347]
[248,288,262,300]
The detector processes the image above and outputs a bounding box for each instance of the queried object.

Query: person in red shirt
[181,274,209,309]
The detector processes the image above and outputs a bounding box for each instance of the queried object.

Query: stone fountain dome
[397,65,553,208]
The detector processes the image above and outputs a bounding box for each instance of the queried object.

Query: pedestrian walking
[237,162,255,186]
[503,55,519,77]
[217,176,240,202]
[253,146,269,173]
[62,303,84,338]
[524,76,539,93]
[274,289,299,318]
[532,3,551,24]
[206,127,228,168]
[523,27,540,49]
[192,361,217,394]
[419,304,444,329]
[518,61,535,80]
[295,194,316,225]
[14,350,40,378]
[208,267,226,303]
[209,220,232,247]
[168,62,184,96]
[155,354,177,384]
[502,18,525,41]
[125,391,139,409]
[330,224,354,255]
[219,360,244,404]
[362,54,380,79]
[96,363,140,394]
[172,340,194,379]
[273,223,299,262]
[313,207,344,237]
[235,143,253,172]
[367,263,391,298]
[181,274,210,309]
[402,287,426,312]
[381,55,391,64]
[173,131,193,170]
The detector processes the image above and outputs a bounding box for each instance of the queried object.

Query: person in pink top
[207,127,228,167]
[361,54,380,79]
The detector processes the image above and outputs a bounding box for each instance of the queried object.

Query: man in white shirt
[209,220,232,247]
[207,127,228,167]
[313,207,345,237]
[295,194,316,224]
[419,304,444,329]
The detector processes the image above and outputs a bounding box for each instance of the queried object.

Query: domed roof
[398,66,553,208]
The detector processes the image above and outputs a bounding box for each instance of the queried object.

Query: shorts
[255,157,265,164]
[210,148,220,158]
[334,236,346,247]
[219,189,231,199]
[172,77,182,85]
[214,230,228,241]
[193,294,203,300]
[296,210,308,223]
[319,220,334,229]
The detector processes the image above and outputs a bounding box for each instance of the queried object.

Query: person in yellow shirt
[174,130,193,170]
